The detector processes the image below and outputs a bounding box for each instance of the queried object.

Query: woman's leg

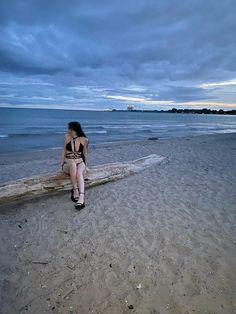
[76,161,86,203]
[69,161,79,198]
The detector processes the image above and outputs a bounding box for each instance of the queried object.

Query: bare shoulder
[81,137,89,145]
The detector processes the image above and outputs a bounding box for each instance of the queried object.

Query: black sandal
[71,188,80,203]
[75,192,85,210]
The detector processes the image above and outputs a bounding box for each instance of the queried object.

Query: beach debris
[57,229,68,234]
[128,305,134,309]
[66,264,75,270]
[136,283,142,289]
[128,265,136,273]
[32,261,49,265]
[109,263,112,268]
[66,259,76,270]
[63,289,74,299]
[19,304,29,312]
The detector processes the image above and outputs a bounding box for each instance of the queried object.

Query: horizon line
[0,106,236,112]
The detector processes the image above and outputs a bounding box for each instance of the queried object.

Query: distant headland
[107,107,236,115]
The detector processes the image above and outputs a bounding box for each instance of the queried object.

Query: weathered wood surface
[0,154,166,204]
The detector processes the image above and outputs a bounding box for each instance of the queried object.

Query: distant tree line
[167,108,236,115]
[112,108,236,115]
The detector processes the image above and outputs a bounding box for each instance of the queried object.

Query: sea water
[0,107,236,153]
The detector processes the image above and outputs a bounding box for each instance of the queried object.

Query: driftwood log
[0,154,166,204]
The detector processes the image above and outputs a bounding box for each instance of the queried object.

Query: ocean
[0,107,236,154]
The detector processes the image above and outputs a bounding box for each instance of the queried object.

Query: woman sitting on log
[61,121,89,210]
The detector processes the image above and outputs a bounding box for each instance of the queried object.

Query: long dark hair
[68,121,87,137]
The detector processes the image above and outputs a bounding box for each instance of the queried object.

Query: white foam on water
[86,130,107,134]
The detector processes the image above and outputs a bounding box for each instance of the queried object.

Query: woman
[61,121,89,210]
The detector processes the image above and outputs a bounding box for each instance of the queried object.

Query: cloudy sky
[0,0,236,110]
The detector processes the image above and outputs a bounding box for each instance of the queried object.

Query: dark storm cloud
[0,47,64,74]
[0,0,236,109]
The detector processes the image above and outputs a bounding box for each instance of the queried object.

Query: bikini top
[66,137,85,161]
[66,139,83,152]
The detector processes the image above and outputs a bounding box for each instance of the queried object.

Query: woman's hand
[61,160,66,170]
[84,165,90,180]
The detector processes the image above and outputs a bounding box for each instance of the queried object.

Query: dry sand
[0,133,236,314]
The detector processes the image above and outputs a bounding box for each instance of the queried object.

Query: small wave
[86,130,107,134]
[8,132,60,137]
[24,125,64,130]
[0,134,8,138]
[84,125,107,129]
[105,125,153,129]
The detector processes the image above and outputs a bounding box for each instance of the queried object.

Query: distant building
[103,108,117,111]
[127,105,135,111]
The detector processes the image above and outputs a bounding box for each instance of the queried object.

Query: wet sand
[0,133,236,314]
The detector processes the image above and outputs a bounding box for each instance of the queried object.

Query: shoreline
[1,130,236,158]
[0,132,235,184]
[3,129,236,151]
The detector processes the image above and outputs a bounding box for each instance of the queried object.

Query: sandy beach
[0,133,236,314]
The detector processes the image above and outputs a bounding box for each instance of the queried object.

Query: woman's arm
[61,134,67,168]
[82,137,89,166]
